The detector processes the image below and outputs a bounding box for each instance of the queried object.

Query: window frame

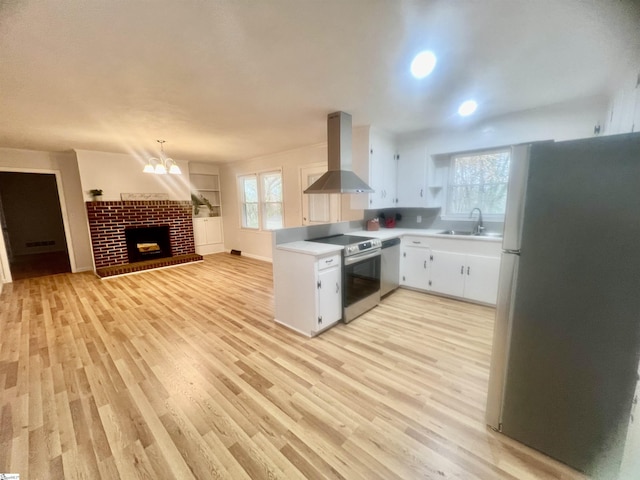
[237,169,284,231]
[443,147,511,221]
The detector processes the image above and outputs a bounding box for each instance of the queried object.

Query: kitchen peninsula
[272,221,502,336]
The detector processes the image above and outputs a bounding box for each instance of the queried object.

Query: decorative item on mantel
[89,189,103,201]
[143,140,181,175]
[120,193,170,201]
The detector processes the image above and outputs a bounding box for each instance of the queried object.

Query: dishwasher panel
[380,237,400,297]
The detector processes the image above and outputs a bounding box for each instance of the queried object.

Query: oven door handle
[343,248,381,266]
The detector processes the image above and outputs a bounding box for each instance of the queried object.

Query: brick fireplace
[86,200,202,277]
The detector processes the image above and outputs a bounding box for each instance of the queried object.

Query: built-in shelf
[190,173,221,217]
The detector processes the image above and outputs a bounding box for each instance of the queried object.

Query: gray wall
[364,207,504,234]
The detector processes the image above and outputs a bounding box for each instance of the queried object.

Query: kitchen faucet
[469,208,484,235]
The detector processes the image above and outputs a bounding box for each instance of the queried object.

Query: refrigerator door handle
[503,249,521,255]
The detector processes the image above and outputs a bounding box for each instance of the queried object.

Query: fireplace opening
[125,225,172,263]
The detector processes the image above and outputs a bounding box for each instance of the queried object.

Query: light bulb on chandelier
[143,140,181,175]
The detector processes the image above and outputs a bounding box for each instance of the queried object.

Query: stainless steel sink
[438,230,503,238]
[438,230,474,236]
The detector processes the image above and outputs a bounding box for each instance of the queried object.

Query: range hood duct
[304,111,374,194]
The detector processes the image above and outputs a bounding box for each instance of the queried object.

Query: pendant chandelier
[143,140,181,175]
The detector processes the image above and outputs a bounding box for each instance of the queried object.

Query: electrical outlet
[417,215,422,223]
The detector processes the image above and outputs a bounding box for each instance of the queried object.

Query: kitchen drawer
[402,235,430,247]
[318,254,341,271]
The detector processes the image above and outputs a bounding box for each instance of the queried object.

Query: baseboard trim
[237,252,273,263]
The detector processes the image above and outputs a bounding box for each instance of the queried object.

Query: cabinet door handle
[412,241,421,244]
[460,266,464,274]
[467,266,470,275]
[336,282,340,293]
[325,258,334,264]
[317,280,322,289]
[420,188,423,197]
[423,260,427,269]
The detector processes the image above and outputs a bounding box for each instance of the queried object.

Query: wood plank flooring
[0,253,586,479]
[8,251,71,280]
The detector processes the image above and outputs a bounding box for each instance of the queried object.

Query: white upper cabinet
[351,126,397,210]
[396,143,448,208]
[369,129,397,208]
[396,143,427,207]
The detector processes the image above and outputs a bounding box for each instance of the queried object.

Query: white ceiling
[1,0,639,163]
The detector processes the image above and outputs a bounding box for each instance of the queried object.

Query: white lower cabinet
[273,250,342,337]
[400,235,501,305]
[193,217,224,255]
[463,254,501,304]
[400,245,430,290]
[316,258,342,330]
[430,251,501,304]
[429,250,466,298]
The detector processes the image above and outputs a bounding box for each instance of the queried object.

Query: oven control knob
[347,246,355,254]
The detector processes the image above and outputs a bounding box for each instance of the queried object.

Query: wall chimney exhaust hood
[304,111,374,194]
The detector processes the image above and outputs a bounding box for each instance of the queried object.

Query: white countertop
[275,240,343,255]
[349,228,503,243]
[276,227,502,255]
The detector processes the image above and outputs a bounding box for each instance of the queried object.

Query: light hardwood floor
[0,253,586,479]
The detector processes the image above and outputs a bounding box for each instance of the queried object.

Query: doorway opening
[0,172,72,280]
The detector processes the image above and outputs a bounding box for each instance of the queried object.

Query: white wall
[0,148,94,273]
[189,162,220,176]
[75,150,191,201]
[606,63,640,135]
[219,143,363,261]
[53,151,94,271]
[399,95,610,157]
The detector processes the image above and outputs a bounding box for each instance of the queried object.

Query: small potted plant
[89,189,103,201]
[191,193,204,216]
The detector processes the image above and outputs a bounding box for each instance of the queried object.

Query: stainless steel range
[309,235,381,323]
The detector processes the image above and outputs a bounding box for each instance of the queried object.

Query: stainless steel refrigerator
[486,133,640,479]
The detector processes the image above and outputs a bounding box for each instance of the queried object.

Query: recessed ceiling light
[410,51,437,79]
[458,100,478,116]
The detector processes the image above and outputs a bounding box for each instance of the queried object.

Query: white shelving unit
[189,170,224,255]
[190,173,221,217]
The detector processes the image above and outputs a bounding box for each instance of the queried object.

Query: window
[239,170,283,230]
[446,149,510,217]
